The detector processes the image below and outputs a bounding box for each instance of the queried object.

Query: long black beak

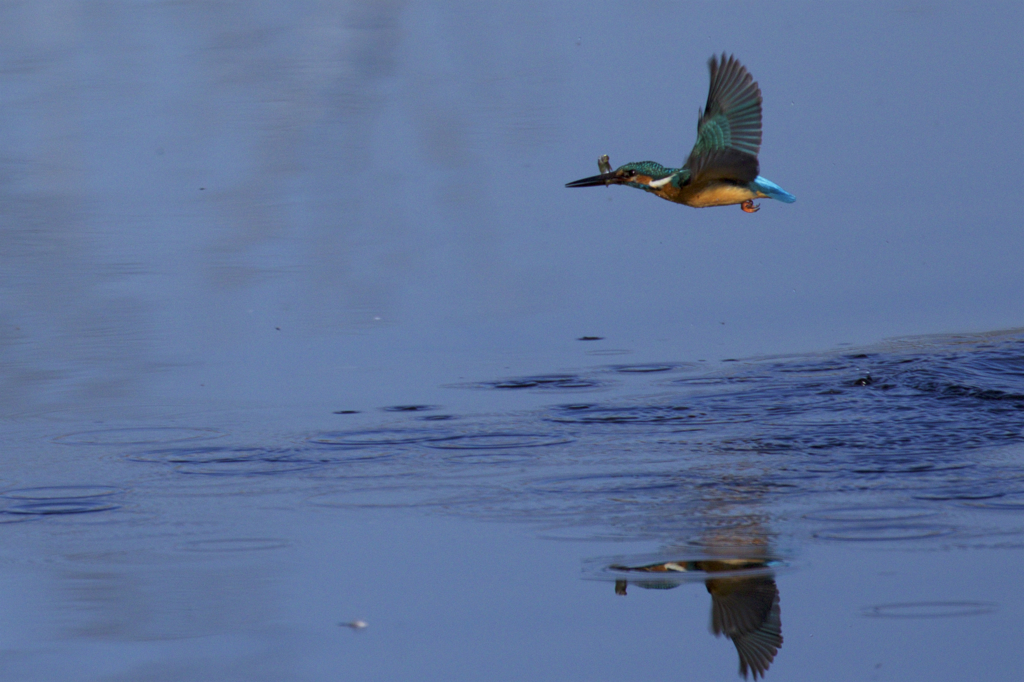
[565,171,622,188]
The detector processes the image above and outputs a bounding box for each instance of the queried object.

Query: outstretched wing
[685,54,762,185]
[708,576,783,680]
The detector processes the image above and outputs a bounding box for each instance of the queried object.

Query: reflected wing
[685,54,762,185]
[708,576,782,680]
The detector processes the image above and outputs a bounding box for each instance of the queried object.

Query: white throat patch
[648,176,673,189]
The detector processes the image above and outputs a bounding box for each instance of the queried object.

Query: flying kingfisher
[566,54,794,213]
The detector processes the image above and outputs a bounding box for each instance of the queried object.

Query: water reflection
[602,473,783,679]
[612,555,782,680]
[55,553,284,655]
[4,330,1024,678]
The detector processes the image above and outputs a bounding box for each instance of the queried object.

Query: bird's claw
[741,200,760,213]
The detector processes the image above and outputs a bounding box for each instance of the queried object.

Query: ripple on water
[2,486,123,516]
[609,363,687,374]
[453,374,605,391]
[812,524,957,542]
[803,506,940,524]
[126,446,331,476]
[958,491,1024,510]
[584,349,632,357]
[174,460,324,476]
[547,403,760,429]
[547,405,699,425]
[529,472,685,496]
[314,335,1024,545]
[5,500,121,515]
[2,485,121,500]
[177,538,291,553]
[128,446,295,464]
[54,427,223,445]
[29,333,1023,547]
[307,429,452,446]
[913,489,1007,502]
[0,513,35,524]
[437,451,542,465]
[423,433,575,450]
[847,460,975,475]
[381,405,441,412]
[863,601,998,619]
[308,486,477,509]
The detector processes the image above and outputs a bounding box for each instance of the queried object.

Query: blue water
[2,2,1023,680]
[4,331,1024,679]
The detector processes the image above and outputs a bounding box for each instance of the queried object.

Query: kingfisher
[612,556,783,679]
[566,54,794,213]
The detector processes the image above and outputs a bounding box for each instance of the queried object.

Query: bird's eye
[626,169,637,177]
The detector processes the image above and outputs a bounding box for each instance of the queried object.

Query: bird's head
[566,161,673,191]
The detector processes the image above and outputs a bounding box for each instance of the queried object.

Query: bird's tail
[753,176,795,203]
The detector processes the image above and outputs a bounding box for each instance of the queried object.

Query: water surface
[1,2,1022,680]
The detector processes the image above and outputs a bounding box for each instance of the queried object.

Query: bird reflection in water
[612,556,782,679]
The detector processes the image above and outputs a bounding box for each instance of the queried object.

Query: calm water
[2,2,1023,680]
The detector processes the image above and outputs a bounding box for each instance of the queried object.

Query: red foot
[741,200,760,213]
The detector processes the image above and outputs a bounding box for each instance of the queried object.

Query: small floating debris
[340,619,368,630]
[577,336,604,341]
